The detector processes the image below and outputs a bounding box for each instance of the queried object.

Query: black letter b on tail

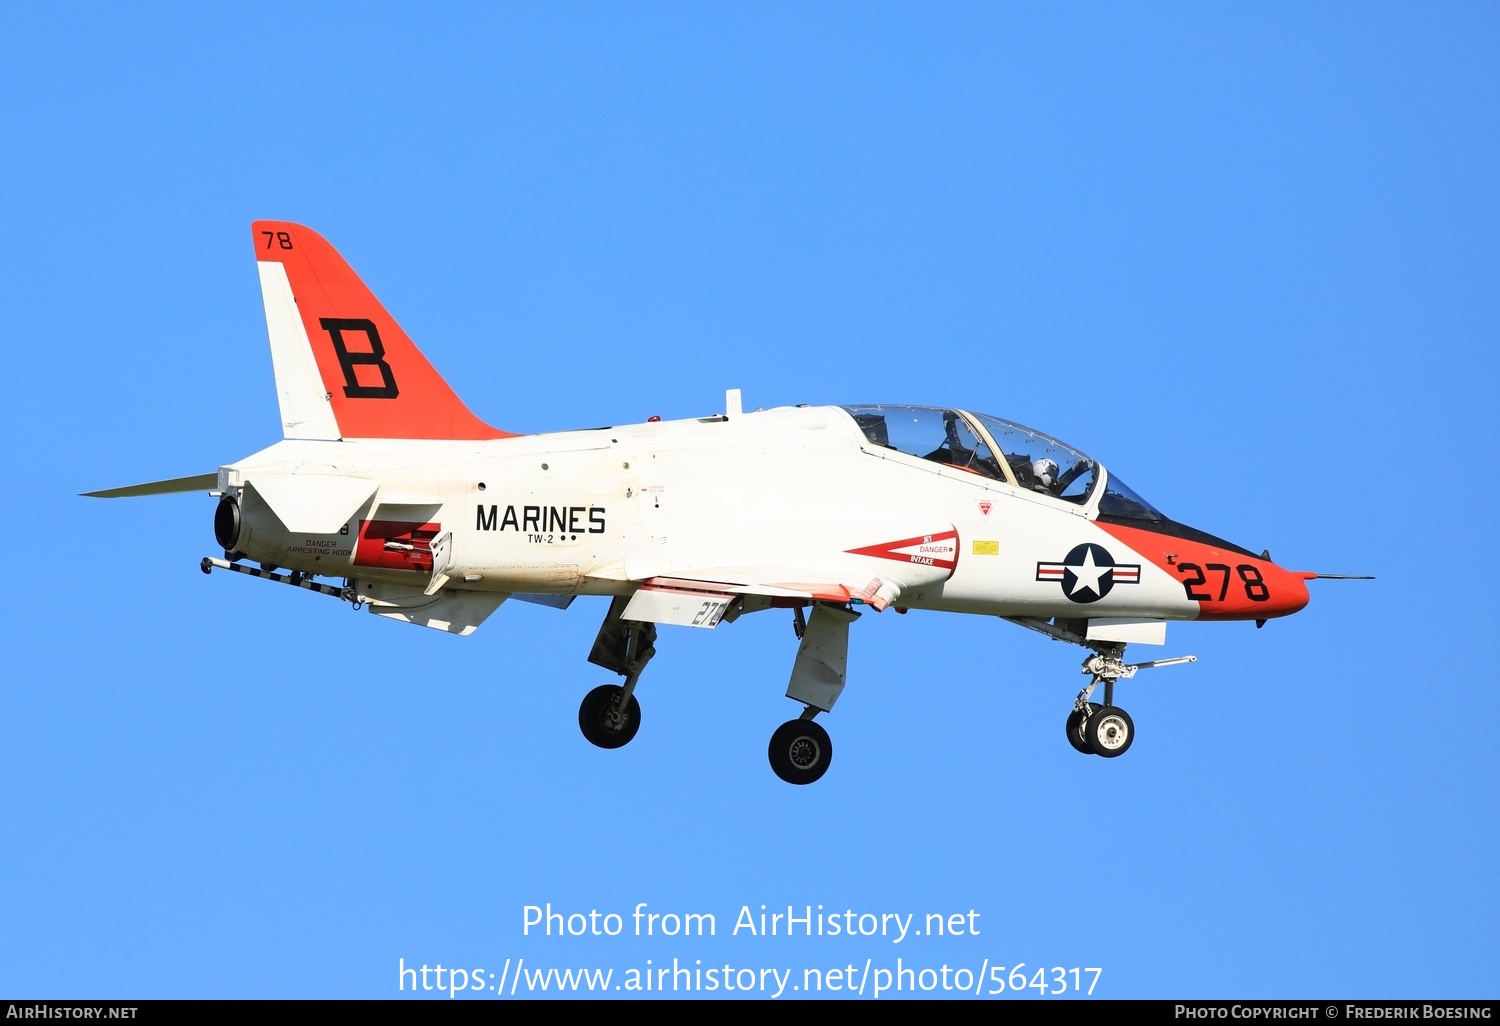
[322,318,399,399]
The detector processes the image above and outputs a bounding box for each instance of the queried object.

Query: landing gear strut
[579,597,656,750]
[573,596,858,784]
[1009,617,1196,759]
[766,603,858,784]
[1070,646,1140,758]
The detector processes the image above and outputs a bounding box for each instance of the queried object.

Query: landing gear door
[786,604,861,712]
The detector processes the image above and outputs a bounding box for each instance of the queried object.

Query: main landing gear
[1009,617,1195,759]
[575,597,858,785]
[764,603,857,784]
[578,597,655,750]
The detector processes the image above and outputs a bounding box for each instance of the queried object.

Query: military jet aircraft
[85,221,1363,784]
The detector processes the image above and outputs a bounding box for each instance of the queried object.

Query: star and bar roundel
[1036,543,1140,603]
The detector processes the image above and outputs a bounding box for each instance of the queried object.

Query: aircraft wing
[620,572,890,628]
[612,523,957,626]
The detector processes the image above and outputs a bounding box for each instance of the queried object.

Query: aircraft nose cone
[1263,564,1311,618]
[1191,551,1310,620]
[1094,519,1310,621]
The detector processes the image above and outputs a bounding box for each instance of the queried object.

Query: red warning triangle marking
[845,529,959,572]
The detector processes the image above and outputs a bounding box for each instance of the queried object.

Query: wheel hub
[1096,716,1127,749]
[788,735,821,769]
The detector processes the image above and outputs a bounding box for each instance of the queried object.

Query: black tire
[768,719,833,785]
[578,684,641,749]
[1086,705,1134,758]
[1065,702,1103,755]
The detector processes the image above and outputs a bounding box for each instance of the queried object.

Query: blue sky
[1,2,1495,999]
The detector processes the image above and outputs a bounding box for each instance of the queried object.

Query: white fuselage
[220,404,1197,624]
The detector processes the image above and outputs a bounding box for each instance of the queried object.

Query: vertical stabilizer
[252,221,515,441]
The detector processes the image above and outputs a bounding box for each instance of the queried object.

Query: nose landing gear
[1070,648,1140,758]
[1010,617,1195,759]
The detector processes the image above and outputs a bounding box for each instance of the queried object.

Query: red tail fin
[252,220,515,440]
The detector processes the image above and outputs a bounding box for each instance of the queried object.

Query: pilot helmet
[1032,458,1060,489]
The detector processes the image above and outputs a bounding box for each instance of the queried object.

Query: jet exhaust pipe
[213,495,241,551]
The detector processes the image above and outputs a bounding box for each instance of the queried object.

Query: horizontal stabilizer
[81,473,217,498]
[247,475,378,534]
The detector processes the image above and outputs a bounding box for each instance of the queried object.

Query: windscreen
[1097,473,1166,522]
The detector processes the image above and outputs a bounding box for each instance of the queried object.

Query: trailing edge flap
[622,581,744,628]
[246,474,378,534]
[624,573,897,625]
[642,576,813,600]
[644,574,893,606]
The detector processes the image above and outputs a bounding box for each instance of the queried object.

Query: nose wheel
[1066,701,1135,757]
[1065,702,1102,754]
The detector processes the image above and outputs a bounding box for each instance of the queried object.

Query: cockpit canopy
[840,404,1165,521]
